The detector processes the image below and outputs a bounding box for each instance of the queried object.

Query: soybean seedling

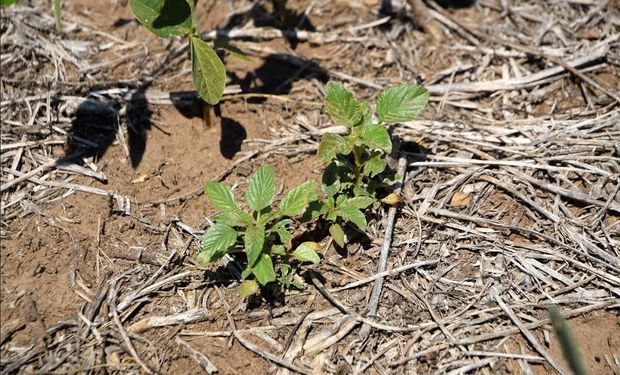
[199,166,320,296]
[311,82,428,247]
[129,0,227,105]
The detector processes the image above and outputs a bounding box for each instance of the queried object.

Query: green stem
[53,0,61,32]
[352,145,363,187]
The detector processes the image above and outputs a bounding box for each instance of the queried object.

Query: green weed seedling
[129,0,228,105]
[2,0,62,32]
[311,82,428,247]
[199,166,320,297]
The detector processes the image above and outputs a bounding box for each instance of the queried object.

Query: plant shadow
[152,0,192,31]
[66,100,120,163]
[221,0,315,49]
[228,53,329,96]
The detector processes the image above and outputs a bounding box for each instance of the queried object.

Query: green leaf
[301,200,327,222]
[0,0,18,5]
[318,133,352,163]
[292,242,321,264]
[239,280,259,297]
[272,219,292,244]
[344,196,375,210]
[244,225,265,267]
[361,124,392,153]
[271,245,286,255]
[252,254,276,285]
[205,181,238,211]
[190,36,226,105]
[329,223,345,248]
[324,82,367,127]
[376,84,429,124]
[201,223,237,262]
[246,165,276,211]
[337,205,367,228]
[212,210,252,227]
[279,180,318,217]
[53,0,61,32]
[241,267,252,279]
[129,0,193,38]
[363,153,387,176]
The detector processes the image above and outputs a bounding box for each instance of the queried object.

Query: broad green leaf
[361,124,392,153]
[321,162,343,196]
[239,280,259,297]
[344,196,375,210]
[246,165,276,211]
[292,242,321,264]
[201,223,237,262]
[272,219,292,244]
[0,0,18,5]
[191,36,226,105]
[212,210,252,227]
[376,84,429,124]
[324,82,367,127]
[252,254,276,285]
[129,0,193,38]
[257,210,278,227]
[244,225,265,266]
[205,181,238,211]
[241,267,252,279]
[279,180,318,217]
[301,200,327,222]
[318,133,352,163]
[337,205,367,228]
[329,223,345,248]
[271,245,286,255]
[363,153,387,176]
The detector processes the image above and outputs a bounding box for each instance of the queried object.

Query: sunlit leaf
[191,36,226,105]
[376,84,428,124]
[246,165,276,211]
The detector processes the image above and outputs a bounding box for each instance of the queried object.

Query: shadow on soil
[221,0,315,49]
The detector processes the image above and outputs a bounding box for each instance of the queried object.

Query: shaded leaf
[129,0,192,38]
[252,254,276,285]
[246,165,275,211]
[376,84,429,124]
[329,223,345,248]
[244,225,265,266]
[191,36,226,105]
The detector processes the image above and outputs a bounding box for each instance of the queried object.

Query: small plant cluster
[199,82,428,296]
[129,0,228,105]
